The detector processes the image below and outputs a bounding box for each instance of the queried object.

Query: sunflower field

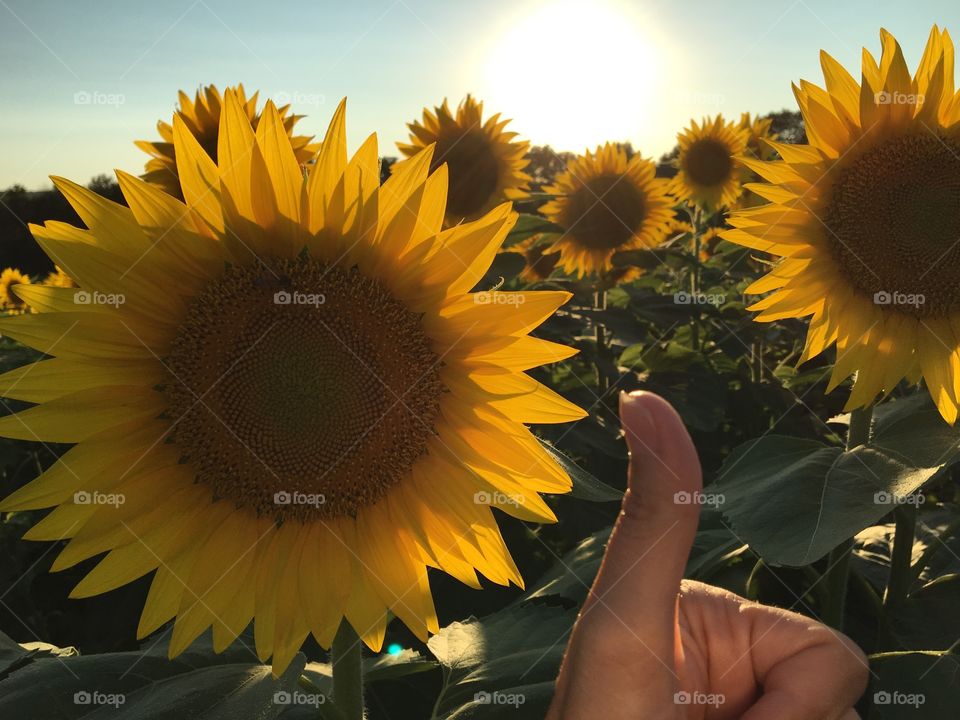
[1,21,960,720]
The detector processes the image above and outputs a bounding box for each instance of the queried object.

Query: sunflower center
[164,257,444,521]
[824,133,960,317]
[683,139,733,187]
[434,130,500,218]
[564,174,647,251]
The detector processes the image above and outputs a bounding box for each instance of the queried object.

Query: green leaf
[302,649,438,688]
[714,393,960,566]
[428,605,574,719]
[868,651,960,718]
[522,528,609,603]
[365,648,437,682]
[0,630,31,677]
[504,214,564,245]
[889,575,960,651]
[870,391,960,468]
[0,631,306,720]
[539,440,621,502]
[715,433,940,566]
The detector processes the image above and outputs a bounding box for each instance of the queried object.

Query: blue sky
[0,0,956,188]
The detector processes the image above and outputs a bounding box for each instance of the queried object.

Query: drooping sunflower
[0,268,31,314]
[666,216,694,237]
[699,226,723,262]
[509,234,560,282]
[723,26,960,423]
[137,84,316,199]
[0,93,585,674]
[396,95,531,225]
[671,115,749,212]
[43,265,75,288]
[540,143,673,277]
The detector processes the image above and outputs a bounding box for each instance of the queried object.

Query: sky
[0,0,957,189]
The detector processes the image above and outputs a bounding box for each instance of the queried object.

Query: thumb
[590,391,703,617]
[548,392,704,719]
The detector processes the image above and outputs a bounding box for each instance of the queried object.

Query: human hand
[547,391,869,719]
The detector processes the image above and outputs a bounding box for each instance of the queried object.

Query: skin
[547,391,870,720]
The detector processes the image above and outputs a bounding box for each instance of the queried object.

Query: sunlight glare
[483,0,665,154]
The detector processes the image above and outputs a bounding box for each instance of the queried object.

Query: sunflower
[137,84,316,199]
[396,95,530,225]
[540,143,673,277]
[509,234,560,282]
[699,226,723,262]
[43,265,75,288]
[0,268,31,314]
[739,112,778,162]
[723,26,960,423]
[671,115,749,212]
[736,113,779,208]
[0,93,585,674]
[666,216,694,237]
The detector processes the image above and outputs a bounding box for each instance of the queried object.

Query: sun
[482,0,665,152]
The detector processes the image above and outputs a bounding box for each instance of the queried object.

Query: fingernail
[620,391,656,459]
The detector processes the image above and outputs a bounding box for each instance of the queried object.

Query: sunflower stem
[879,501,918,648]
[594,288,609,396]
[823,403,873,630]
[331,621,365,720]
[690,207,703,352]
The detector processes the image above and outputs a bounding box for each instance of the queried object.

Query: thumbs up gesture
[548,392,869,720]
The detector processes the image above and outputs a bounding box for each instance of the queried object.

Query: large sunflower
[0,268,31,314]
[671,115,749,212]
[396,95,530,225]
[0,92,585,674]
[540,143,673,277]
[137,84,316,199]
[724,26,960,423]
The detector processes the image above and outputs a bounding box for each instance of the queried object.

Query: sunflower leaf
[538,439,621,502]
[0,631,307,720]
[715,392,960,566]
[503,214,564,246]
[868,650,960,718]
[427,604,574,719]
